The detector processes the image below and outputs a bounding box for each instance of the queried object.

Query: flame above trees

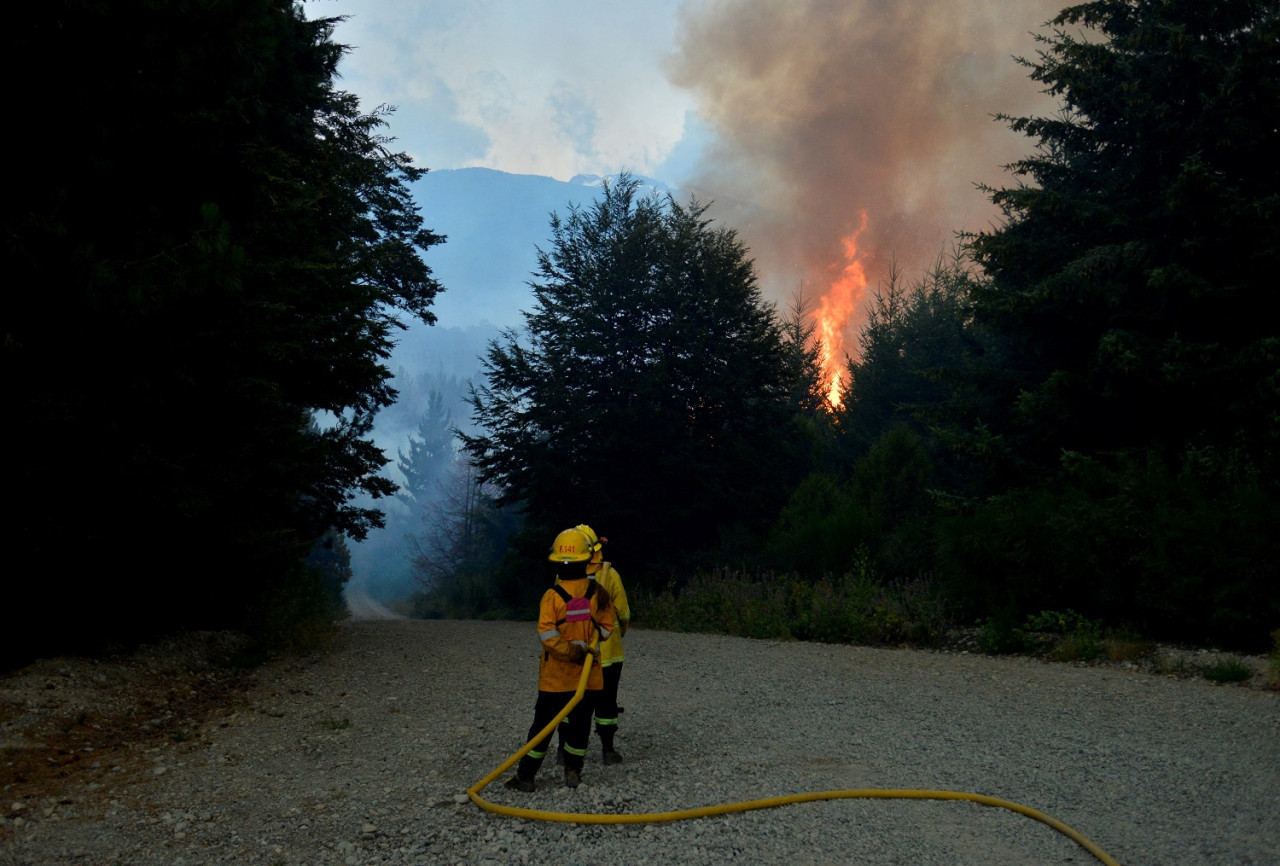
[669,0,1064,412]
[814,213,870,409]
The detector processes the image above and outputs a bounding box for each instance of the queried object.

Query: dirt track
[2,619,1277,865]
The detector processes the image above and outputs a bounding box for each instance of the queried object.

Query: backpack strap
[553,582,604,649]
[553,582,596,626]
[552,584,571,626]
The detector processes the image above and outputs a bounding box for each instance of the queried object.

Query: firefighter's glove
[569,640,593,663]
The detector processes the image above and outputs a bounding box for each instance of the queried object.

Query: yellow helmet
[548,526,597,563]
[575,524,605,570]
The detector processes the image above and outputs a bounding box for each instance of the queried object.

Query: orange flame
[815,212,870,410]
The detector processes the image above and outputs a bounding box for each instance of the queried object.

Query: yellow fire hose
[467,646,1122,866]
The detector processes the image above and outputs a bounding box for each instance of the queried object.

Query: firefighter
[577,524,630,764]
[552,524,631,765]
[504,526,617,792]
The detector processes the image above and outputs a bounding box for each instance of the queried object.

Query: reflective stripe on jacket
[537,576,616,692]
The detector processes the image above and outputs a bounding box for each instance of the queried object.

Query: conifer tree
[396,391,455,519]
[947,0,1280,642]
[967,0,1280,475]
[4,1,443,662]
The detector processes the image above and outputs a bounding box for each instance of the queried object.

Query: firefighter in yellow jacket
[551,524,631,765]
[579,524,629,764]
[505,526,617,792]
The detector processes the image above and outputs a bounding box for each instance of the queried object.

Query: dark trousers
[595,662,623,731]
[517,689,598,778]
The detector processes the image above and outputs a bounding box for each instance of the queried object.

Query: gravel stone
[2,619,1277,865]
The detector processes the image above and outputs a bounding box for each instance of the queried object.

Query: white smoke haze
[329,0,696,180]
[667,0,1066,353]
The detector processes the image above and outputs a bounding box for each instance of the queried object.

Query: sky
[322,0,702,181]
[321,0,1068,372]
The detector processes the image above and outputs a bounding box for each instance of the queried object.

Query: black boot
[504,774,536,792]
[598,725,623,765]
[564,750,585,788]
[509,747,545,790]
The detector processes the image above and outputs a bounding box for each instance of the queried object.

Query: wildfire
[814,212,869,410]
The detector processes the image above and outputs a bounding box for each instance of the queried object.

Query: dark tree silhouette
[3,0,444,663]
[461,175,798,580]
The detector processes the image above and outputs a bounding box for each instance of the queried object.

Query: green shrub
[633,560,948,648]
[1054,629,1105,662]
[1024,609,1105,661]
[935,449,1280,653]
[412,573,504,620]
[1024,609,1085,634]
[1203,656,1253,684]
[976,614,1029,654]
[243,562,343,656]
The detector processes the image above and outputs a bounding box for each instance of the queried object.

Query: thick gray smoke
[667,0,1065,357]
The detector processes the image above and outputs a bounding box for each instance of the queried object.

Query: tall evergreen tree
[461,175,795,582]
[3,1,443,662]
[396,390,455,518]
[840,257,979,454]
[767,256,980,580]
[407,457,519,608]
[779,293,830,418]
[948,0,1280,642]
[967,0,1280,475]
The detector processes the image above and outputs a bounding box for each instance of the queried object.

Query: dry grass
[1105,635,1156,663]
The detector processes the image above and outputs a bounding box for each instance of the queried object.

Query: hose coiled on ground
[468,644,1121,866]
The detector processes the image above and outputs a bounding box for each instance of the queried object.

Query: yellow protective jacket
[592,563,629,667]
[537,576,616,692]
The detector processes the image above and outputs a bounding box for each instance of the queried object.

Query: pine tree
[967,0,1280,474]
[946,0,1280,643]
[396,390,455,519]
[3,1,444,662]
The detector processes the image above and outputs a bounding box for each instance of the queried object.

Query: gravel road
[2,618,1277,865]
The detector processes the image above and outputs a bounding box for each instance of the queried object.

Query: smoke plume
[668,0,1064,370]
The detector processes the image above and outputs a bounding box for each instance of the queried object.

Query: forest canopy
[440,0,1280,649]
[6,0,1277,664]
